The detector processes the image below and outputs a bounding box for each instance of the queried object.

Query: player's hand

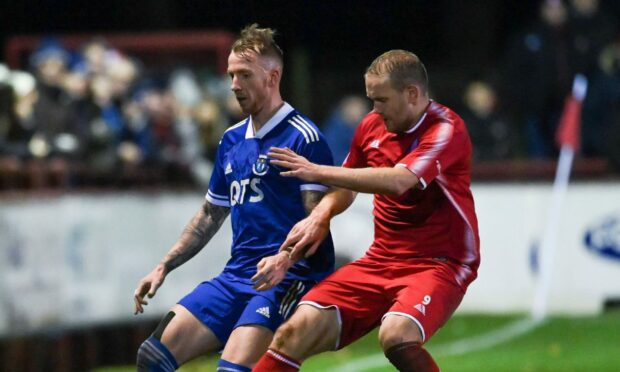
[268,147,321,182]
[280,212,330,262]
[252,251,293,291]
[133,264,167,315]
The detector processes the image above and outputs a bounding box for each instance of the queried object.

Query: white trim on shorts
[298,301,343,350]
[382,311,426,343]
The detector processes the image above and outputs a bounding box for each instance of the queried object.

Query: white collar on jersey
[404,100,432,134]
[246,102,294,139]
[405,112,427,134]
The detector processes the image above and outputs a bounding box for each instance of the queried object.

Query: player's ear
[406,84,420,104]
[269,68,281,87]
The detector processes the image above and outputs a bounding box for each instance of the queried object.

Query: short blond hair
[366,50,428,92]
[232,24,283,65]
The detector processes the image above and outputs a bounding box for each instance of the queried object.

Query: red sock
[384,341,439,372]
[253,349,301,372]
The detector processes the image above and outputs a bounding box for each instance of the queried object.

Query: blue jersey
[206,103,335,283]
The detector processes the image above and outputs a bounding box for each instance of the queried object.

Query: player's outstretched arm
[286,187,355,261]
[269,147,419,195]
[251,189,333,291]
[252,188,356,292]
[133,201,230,314]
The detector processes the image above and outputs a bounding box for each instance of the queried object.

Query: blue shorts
[178,272,314,344]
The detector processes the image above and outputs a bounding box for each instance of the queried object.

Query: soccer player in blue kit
[133,24,335,372]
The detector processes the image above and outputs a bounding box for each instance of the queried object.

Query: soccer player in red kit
[251,49,480,372]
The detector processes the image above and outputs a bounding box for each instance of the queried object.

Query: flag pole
[531,74,588,321]
[531,146,574,321]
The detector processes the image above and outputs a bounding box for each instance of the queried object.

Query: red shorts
[299,256,470,349]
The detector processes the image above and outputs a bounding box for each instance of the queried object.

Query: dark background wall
[1,0,619,127]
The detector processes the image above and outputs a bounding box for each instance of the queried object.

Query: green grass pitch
[97,311,620,371]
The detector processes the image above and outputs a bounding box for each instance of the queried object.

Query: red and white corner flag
[532,74,588,321]
[555,74,588,151]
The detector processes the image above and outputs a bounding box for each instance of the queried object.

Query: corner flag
[532,74,588,321]
[555,74,588,151]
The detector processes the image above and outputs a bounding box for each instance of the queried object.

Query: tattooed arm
[133,201,230,314]
[160,201,230,273]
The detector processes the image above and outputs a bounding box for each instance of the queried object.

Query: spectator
[193,97,227,164]
[1,71,42,188]
[223,90,245,125]
[0,67,24,157]
[169,69,214,186]
[81,39,109,76]
[567,0,617,78]
[141,84,184,180]
[581,39,620,169]
[0,81,22,189]
[460,80,516,161]
[30,38,81,162]
[5,70,39,160]
[0,82,15,150]
[86,73,130,173]
[106,52,139,101]
[502,0,573,158]
[322,95,370,164]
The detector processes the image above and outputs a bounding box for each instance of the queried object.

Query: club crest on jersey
[252,154,269,176]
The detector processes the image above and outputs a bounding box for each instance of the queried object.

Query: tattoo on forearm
[162,201,230,272]
[302,190,326,215]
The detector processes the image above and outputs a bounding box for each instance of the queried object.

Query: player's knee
[271,319,301,350]
[379,315,423,351]
[137,336,179,372]
[271,307,326,350]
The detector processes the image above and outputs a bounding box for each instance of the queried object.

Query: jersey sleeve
[342,120,367,168]
[398,122,466,189]
[205,136,231,207]
[296,132,334,193]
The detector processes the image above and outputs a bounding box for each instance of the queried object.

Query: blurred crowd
[0,37,243,190]
[459,0,620,166]
[1,0,619,191]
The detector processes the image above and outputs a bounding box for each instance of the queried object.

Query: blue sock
[137,336,179,371]
[217,358,252,372]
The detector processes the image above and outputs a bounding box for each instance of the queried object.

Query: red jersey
[343,101,480,276]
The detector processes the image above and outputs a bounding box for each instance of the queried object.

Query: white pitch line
[431,317,543,357]
[330,317,544,372]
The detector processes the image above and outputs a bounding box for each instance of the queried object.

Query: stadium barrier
[1,182,619,369]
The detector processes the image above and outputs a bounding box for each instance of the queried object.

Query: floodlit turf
[96,311,620,372]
